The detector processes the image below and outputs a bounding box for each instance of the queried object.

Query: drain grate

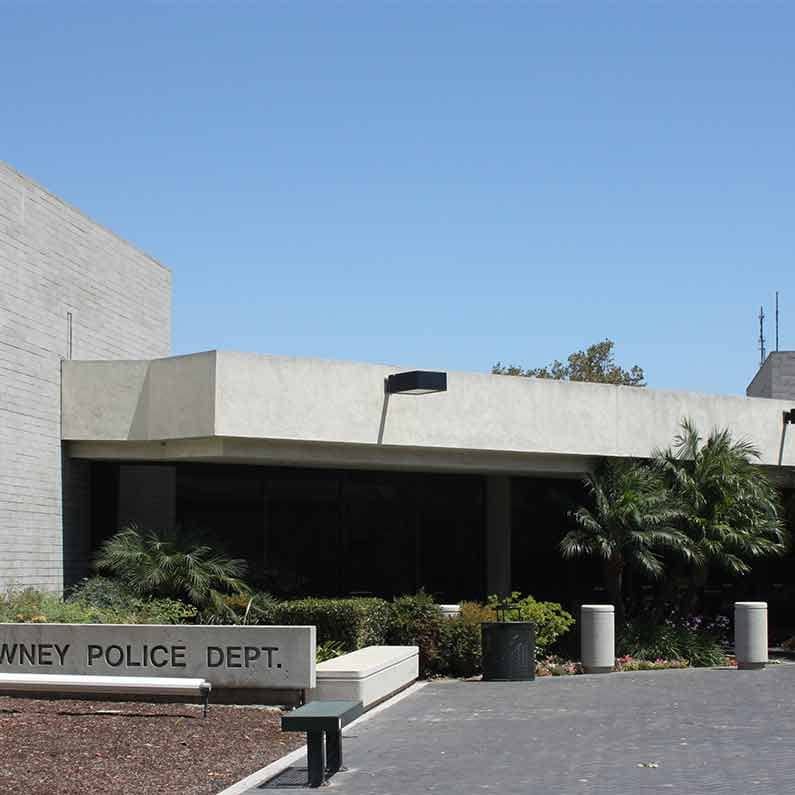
[259,766,311,789]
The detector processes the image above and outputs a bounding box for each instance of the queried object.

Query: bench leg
[326,728,343,775]
[307,730,326,788]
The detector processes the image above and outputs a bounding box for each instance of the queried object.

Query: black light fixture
[784,409,795,425]
[385,370,447,395]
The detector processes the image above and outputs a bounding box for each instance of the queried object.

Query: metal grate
[258,766,311,789]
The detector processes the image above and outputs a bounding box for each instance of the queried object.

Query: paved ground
[251,665,795,794]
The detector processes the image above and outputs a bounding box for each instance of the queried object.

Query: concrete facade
[62,350,795,473]
[747,351,795,400]
[0,162,171,590]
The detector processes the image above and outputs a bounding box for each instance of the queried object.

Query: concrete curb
[216,680,429,795]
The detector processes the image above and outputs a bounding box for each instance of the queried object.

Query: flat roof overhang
[61,351,795,479]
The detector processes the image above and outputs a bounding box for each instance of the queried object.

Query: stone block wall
[0,162,171,591]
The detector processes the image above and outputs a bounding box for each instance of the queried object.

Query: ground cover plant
[617,615,729,667]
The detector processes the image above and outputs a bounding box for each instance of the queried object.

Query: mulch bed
[0,695,304,794]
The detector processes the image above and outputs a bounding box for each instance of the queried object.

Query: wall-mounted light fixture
[385,370,447,396]
[784,409,795,425]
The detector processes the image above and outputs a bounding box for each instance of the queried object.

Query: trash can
[481,622,535,681]
[734,601,768,670]
[580,604,615,674]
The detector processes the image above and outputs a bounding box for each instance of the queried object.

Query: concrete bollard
[581,604,615,673]
[734,602,768,670]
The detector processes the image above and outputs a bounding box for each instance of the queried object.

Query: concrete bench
[307,645,418,709]
[0,673,212,716]
[282,699,363,787]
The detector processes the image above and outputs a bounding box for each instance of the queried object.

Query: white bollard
[581,604,615,673]
[438,604,461,620]
[734,602,768,670]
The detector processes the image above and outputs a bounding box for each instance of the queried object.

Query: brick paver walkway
[254,665,795,794]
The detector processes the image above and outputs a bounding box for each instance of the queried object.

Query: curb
[216,680,428,795]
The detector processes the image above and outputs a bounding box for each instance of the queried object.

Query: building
[2,162,795,614]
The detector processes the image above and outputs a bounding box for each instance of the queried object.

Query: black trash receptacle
[481,621,535,681]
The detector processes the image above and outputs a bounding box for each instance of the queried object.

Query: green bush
[388,593,444,676]
[486,592,575,655]
[438,602,495,677]
[94,525,249,611]
[201,591,280,625]
[317,640,346,663]
[0,584,197,625]
[617,618,726,667]
[273,597,394,652]
[66,576,140,610]
[1,588,109,624]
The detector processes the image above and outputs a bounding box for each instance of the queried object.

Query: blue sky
[2,2,792,395]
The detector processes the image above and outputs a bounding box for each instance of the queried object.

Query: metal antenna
[775,291,779,351]
[759,306,766,365]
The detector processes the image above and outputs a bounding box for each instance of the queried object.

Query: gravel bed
[0,695,304,794]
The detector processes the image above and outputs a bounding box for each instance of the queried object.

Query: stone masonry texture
[261,666,795,795]
[0,162,170,591]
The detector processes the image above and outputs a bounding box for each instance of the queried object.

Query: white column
[486,476,511,598]
[734,602,768,670]
[581,604,615,673]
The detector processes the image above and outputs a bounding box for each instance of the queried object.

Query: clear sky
[2,2,792,395]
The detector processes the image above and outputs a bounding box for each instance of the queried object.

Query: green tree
[94,525,249,613]
[653,419,787,603]
[560,459,692,625]
[493,339,645,386]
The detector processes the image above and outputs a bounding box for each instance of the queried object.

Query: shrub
[388,593,444,676]
[202,591,280,625]
[94,525,249,611]
[617,616,727,667]
[437,602,495,678]
[317,640,346,663]
[273,597,394,652]
[66,576,140,610]
[486,592,575,655]
[0,584,197,625]
[1,588,108,624]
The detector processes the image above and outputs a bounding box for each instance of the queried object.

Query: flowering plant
[535,655,582,676]
[615,655,688,672]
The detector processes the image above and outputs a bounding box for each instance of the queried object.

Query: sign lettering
[0,625,315,689]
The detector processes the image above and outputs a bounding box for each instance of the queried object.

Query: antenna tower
[775,291,779,351]
[759,306,766,365]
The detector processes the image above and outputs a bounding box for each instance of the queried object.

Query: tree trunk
[603,557,625,628]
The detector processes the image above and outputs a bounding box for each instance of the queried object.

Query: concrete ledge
[306,645,418,710]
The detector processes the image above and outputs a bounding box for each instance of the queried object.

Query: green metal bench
[281,699,363,787]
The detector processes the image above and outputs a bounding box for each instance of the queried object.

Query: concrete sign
[0,624,316,689]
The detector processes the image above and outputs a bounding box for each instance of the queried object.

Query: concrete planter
[734,602,768,670]
[580,604,615,674]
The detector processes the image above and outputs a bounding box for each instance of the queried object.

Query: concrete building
[747,351,795,401]
[0,163,170,591]
[2,162,795,611]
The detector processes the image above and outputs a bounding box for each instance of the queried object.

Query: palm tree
[560,459,693,626]
[94,525,249,612]
[653,419,787,605]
